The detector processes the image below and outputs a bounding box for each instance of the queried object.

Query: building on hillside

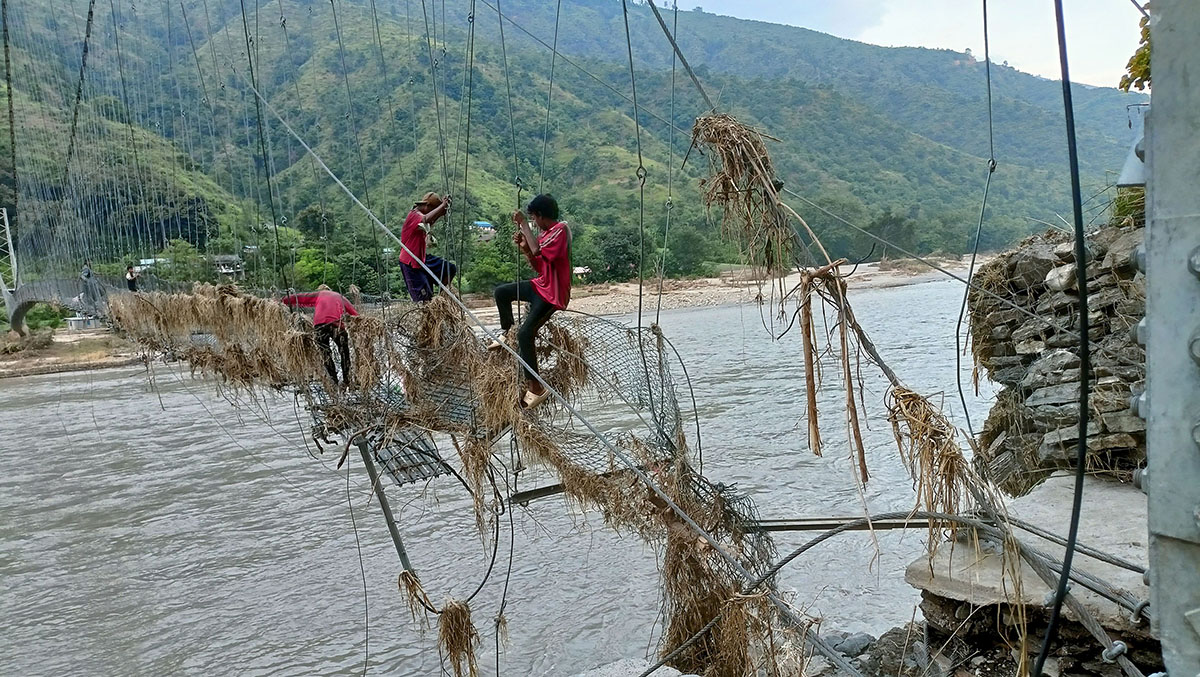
[474,221,496,242]
[213,255,245,278]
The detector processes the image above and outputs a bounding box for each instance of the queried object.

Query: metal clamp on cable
[1129,600,1150,624]
[1043,583,1071,607]
[1101,640,1127,664]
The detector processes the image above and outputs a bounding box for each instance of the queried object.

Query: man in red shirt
[399,191,456,302]
[488,194,571,409]
[282,285,359,386]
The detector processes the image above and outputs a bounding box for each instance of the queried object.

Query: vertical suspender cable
[621,0,660,429]
[237,0,286,289]
[954,0,998,438]
[2,0,17,285]
[1032,2,1092,675]
[537,0,561,193]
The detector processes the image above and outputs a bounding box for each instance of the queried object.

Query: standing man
[80,259,103,312]
[399,191,457,303]
[125,265,140,292]
[488,194,572,409]
[282,284,359,386]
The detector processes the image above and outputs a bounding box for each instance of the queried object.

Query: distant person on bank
[488,194,572,409]
[282,285,358,386]
[125,266,139,292]
[399,191,456,303]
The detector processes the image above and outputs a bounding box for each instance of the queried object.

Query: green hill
[0,0,1145,293]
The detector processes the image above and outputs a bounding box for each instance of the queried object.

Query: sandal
[486,330,509,351]
[520,388,551,409]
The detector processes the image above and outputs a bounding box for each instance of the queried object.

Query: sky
[686,0,1145,88]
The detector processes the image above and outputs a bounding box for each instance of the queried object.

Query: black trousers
[315,322,351,384]
[493,280,556,380]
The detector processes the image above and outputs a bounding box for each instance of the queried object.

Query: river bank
[0,329,141,379]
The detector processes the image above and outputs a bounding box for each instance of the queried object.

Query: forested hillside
[1,0,1145,294]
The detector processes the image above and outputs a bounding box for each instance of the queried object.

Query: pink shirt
[398,210,426,267]
[532,222,571,309]
[282,290,359,326]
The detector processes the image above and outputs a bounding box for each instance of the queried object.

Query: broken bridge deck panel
[905,473,1150,636]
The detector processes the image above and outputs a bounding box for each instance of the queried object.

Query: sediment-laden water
[0,278,997,675]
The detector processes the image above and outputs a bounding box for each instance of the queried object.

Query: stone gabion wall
[968,224,1146,496]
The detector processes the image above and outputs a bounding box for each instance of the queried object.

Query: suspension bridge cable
[328,0,385,295]
[230,73,860,675]
[1033,2,1093,674]
[53,0,98,256]
[653,1,678,327]
[954,0,998,439]
[477,0,680,133]
[236,0,285,289]
[344,460,371,677]
[536,0,562,193]
[2,0,17,283]
[418,0,451,194]
[646,0,714,110]
[621,0,662,438]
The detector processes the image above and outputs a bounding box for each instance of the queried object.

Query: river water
[0,278,998,676]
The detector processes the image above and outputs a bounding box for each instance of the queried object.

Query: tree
[158,239,212,283]
[1119,12,1150,91]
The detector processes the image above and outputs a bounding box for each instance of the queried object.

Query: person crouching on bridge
[399,191,456,303]
[282,285,358,387]
[488,194,571,410]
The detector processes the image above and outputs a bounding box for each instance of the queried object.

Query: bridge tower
[1143,1,1200,673]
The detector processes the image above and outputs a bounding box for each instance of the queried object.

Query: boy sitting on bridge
[399,191,456,303]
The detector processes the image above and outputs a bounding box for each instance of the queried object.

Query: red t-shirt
[532,222,571,309]
[398,209,426,267]
[282,290,359,326]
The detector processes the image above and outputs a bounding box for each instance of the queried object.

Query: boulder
[1036,291,1078,314]
[1019,350,1081,390]
[1015,339,1045,355]
[1011,320,1048,343]
[1010,244,1059,289]
[1054,239,1093,264]
[1089,225,1129,258]
[1099,412,1146,434]
[831,632,875,657]
[1045,263,1077,292]
[1026,383,1079,408]
[1037,423,1101,462]
[1101,228,1144,271]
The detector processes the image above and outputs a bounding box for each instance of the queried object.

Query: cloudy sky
[686,0,1145,88]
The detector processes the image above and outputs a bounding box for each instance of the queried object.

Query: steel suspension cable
[237,0,285,289]
[1,0,17,284]
[418,0,451,194]
[621,0,662,437]
[653,1,678,327]
[231,74,860,675]
[536,0,562,193]
[328,0,384,295]
[954,0,999,439]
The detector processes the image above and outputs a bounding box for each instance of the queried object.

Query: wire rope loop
[1101,641,1127,664]
[1128,599,1150,624]
[664,196,673,211]
[467,12,473,22]
[988,157,997,173]
[635,165,647,186]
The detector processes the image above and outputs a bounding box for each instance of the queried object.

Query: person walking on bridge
[488,194,572,410]
[399,191,456,303]
[282,285,358,387]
